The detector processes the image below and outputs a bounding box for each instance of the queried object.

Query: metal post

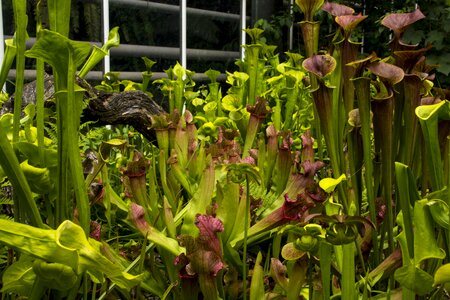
[240,0,247,59]
[0,0,5,91]
[102,0,110,74]
[180,0,187,69]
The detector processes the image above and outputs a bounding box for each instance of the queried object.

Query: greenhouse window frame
[0,0,252,82]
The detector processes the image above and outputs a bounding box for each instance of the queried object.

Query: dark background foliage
[1,0,449,85]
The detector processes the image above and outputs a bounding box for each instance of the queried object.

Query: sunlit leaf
[222,94,242,112]
[0,219,143,289]
[434,263,450,286]
[319,174,346,193]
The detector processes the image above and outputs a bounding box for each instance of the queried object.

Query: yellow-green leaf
[319,174,346,193]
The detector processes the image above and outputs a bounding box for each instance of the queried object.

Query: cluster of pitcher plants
[1,0,450,299]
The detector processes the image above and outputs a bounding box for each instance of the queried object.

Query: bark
[0,74,166,142]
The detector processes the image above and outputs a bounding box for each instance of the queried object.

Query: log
[0,75,166,142]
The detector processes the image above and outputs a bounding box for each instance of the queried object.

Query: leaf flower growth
[296,0,325,22]
[381,8,426,50]
[305,214,375,245]
[175,214,225,300]
[280,223,325,260]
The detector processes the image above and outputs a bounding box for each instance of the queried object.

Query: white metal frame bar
[1,0,250,81]
[240,0,247,59]
[180,0,187,69]
[102,0,110,74]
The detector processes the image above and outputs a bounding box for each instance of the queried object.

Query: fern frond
[44,121,58,144]
[0,214,13,221]
[0,197,13,205]
[249,181,280,217]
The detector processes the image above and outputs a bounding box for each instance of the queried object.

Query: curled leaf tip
[381,9,425,33]
[336,14,368,32]
[302,54,336,78]
[322,2,355,16]
[129,203,150,235]
[367,61,405,85]
[296,0,325,21]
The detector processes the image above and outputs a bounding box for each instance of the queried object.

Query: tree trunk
[0,75,167,142]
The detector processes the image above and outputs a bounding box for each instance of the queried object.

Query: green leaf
[427,199,449,229]
[416,100,450,190]
[181,158,215,235]
[0,116,43,227]
[222,94,242,112]
[250,252,265,300]
[33,259,78,290]
[48,0,72,37]
[425,30,444,50]
[1,256,35,296]
[20,160,53,194]
[25,29,91,80]
[203,101,217,112]
[0,38,17,88]
[142,57,156,72]
[244,28,265,44]
[216,181,241,243]
[434,263,450,286]
[99,138,127,161]
[0,219,143,289]
[397,199,446,263]
[79,27,120,78]
[205,69,221,83]
[319,174,346,193]
[14,142,57,169]
[103,26,120,50]
[295,0,325,21]
[394,263,434,295]
[173,62,186,79]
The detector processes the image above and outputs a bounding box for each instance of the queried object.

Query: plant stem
[319,242,332,300]
[12,0,26,142]
[341,243,355,300]
[67,52,90,234]
[243,175,250,300]
[372,98,395,255]
[353,77,378,263]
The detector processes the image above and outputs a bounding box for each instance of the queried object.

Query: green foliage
[1,1,450,299]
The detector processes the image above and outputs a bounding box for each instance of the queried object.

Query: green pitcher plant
[2,1,450,299]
